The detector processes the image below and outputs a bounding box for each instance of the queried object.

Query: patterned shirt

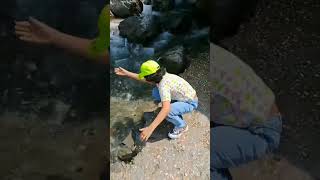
[158,73,197,102]
[210,43,275,127]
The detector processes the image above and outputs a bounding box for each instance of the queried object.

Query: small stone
[78,145,87,151]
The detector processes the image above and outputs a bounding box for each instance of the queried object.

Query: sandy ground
[111,111,210,180]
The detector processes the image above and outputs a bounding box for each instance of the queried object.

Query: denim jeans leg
[167,101,197,128]
[249,115,283,151]
[210,126,270,180]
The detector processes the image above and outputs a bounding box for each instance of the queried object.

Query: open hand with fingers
[15,17,60,44]
[139,126,155,142]
[114,67,130,77]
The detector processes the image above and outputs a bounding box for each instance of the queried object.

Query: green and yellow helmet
[88,5,110,58]
[138,60,161,79]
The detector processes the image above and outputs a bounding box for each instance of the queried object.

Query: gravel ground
[217,0,320,179]
[181,43,210,116]
[111,111,210,180]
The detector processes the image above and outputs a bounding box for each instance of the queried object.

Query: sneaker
[168,125,189,139]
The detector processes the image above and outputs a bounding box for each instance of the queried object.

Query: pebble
[78,145,87,151]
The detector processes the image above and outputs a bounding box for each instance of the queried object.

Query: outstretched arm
[140,101,171,141]
[114,67,152,84]
[15,17,108,64]
[51,31,109,64]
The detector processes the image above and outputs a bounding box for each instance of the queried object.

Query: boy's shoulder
[164,72,181,79]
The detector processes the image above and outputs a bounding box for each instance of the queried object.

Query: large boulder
[152,0,174,12]
[160,10,193,34]
[110,0,143,18]
[118,15,161,44]
[192,0,211,27]
[158,46,190,74]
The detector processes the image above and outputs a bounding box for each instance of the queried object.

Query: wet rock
[158,46,189,74]
[160,10,193,34]
[152,0,174,12]
[122,131,136,149]
[118,131,141,162]
[117,109,162,162]
[119,15,161,44]
[110,0,143,18]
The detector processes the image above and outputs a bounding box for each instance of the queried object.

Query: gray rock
[110,0,143,18]
[152,0,174,12]
[118,130,142,162]
[160,10,193,34]
[117,109,161,162]
[122,131,136,150]
[119,15,161,44]
[158,46,189,74]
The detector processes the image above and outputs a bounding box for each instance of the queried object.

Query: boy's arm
[125,71,143,81]
[15,17,108,64]
[114,67,152,84]
[52,32,109,64]
[150,101,171,129]
[140,101,170,141]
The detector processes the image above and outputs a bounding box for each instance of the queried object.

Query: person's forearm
[125,71,151,84]
[125,71,140,81]
[149,107,170,131]
[52,31,108,64]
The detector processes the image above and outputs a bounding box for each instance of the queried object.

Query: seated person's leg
[211,126,270,179]
[167,101,196,128]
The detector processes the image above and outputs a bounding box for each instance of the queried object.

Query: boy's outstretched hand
[114,67,129,76]
[15,17,59,44]
[139,126,154,141]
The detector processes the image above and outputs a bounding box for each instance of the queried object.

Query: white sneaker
[168,125,189,139]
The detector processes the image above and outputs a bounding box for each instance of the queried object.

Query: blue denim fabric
[152,87,198,128]
[210,115,282,180]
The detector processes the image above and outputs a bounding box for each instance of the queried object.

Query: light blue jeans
[152,87,198,128]
[211,115,282,180]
